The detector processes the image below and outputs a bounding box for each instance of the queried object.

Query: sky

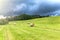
[0,0,60,16]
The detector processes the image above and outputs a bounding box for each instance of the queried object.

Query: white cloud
[47,0,60,3]
[0,0,22,14]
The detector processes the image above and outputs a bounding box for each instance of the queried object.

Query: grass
[0,16,60,40]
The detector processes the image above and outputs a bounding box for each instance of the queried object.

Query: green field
[0,16,60,40]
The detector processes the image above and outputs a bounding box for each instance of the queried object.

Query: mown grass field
[0,16,60,40]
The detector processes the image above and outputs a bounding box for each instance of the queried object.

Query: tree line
[7,14,49,21]
[0,14,49,25]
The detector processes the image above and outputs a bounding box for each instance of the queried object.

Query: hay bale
[28,22,34,27]
[30,23,34,27]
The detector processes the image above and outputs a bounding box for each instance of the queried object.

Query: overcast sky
[0,0,60,16]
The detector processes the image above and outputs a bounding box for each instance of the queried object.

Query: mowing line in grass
[3,27,15,40]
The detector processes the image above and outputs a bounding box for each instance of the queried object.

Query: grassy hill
[0,16,60,40]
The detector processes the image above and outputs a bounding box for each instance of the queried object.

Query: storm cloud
[0,0,60,16]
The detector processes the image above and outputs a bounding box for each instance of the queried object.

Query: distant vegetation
[0,19,9,25]
[8,14,49,21]
[0,14,49,25]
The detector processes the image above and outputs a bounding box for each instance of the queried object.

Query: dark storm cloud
[12,0,60,16]
[1,0,60,16]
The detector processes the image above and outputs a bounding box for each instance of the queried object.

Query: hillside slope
[0,16,60,40]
